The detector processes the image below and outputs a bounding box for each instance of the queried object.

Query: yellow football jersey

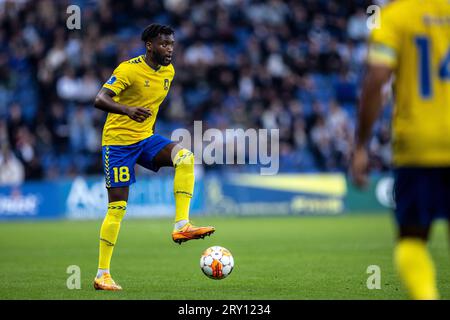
[368,0,450,166]
[101,55,174,146]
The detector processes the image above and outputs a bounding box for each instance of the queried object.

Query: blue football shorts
[393,167,450,229]
[102,134,173,188]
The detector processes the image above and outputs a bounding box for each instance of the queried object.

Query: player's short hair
[141,24,174,42]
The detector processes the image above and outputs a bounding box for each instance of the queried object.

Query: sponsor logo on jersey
[106,75,117,85]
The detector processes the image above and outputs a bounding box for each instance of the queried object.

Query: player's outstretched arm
[351,64,392,188]
[94,88,151,123]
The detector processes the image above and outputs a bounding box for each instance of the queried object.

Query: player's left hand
[350,145,369,189]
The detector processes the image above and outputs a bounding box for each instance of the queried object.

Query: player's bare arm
[351,64,392,188]
[94,88,151,123]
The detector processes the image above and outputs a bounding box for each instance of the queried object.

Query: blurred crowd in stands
[0,0,392,184]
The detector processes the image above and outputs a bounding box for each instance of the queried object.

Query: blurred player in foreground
[92,24,215,291]
[351,0,450,299]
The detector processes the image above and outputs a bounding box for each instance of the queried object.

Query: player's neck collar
[143,54,161,72]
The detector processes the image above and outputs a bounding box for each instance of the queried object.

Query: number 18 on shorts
[103,145,135,188]
[102,135,173,188]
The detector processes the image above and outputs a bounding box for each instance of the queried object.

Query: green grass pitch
[0,213,449,300]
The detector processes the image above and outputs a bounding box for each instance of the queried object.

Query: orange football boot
[93,273,122,291]
[172,222,215,244]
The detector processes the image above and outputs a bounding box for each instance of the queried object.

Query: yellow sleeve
[367,5,401,68]
[102,62,133,95]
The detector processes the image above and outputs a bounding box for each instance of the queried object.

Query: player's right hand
[125,107,152,122]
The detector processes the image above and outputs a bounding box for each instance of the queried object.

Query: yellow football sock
[394,238,439,300]
[173,149,194,225]
[98,200,127,270]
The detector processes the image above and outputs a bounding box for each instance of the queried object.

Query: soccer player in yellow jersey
[351,0,450,299]
[92,24,215,291]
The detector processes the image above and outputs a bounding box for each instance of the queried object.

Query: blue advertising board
[205,173,393,216]
[205,173,348,216]
[0,176,204,220]
[0,173,393,220]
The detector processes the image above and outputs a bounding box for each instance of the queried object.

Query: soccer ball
[200,246,234,280]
